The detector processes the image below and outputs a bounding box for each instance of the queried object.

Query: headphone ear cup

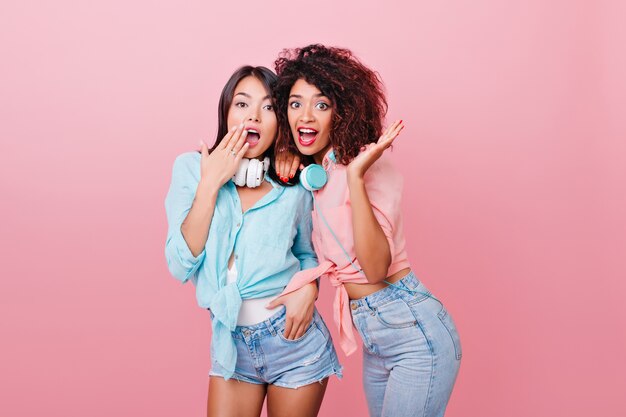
[246,158,261,187]
[234,158,250,187]
[300,164,328,191]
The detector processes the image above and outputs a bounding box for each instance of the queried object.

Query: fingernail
[290,173,294,179]
[277,171,281,176]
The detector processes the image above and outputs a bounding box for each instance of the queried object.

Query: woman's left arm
[347,120,404,284]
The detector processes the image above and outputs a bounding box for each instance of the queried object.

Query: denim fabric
[209,307,342,389]
[350,272,461,417]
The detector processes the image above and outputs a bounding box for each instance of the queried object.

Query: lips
[297,127,318,146]
[245,128,260,147]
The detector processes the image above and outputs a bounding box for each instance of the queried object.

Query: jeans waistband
[349,271,433,315]
[230,306,293,340]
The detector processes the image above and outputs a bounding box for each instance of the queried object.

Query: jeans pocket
[437,307,462,360]
[374,298,418,329]
[277,319,318,343]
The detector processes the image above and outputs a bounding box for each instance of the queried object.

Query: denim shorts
[209,307,343,389]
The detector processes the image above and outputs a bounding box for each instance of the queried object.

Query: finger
[292,323,305,340]
[199,140,209,158]
[235,143,250,161]
[288,154,300,179]
[232,127,249,153]
[277,157,286,179]
[217,125,238,150]
[283,316,293,339]
[265,295,282,310]
[222,123,244,152]
[288,320,303,340]
[275,153,283,176]
[381,120,402,140]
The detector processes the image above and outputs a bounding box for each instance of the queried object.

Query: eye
[316,102,329,110]
[263,104,274,111]
[289,101,301,109]
[235,102,248,108]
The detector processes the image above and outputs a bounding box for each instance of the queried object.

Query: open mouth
[245,128,260,147]
[297,127,318,146]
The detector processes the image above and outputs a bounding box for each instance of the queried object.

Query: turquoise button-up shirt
[165,152,317,379]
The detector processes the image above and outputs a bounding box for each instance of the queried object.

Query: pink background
[1,1,625,416]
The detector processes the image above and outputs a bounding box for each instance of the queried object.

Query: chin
[295,145,315,156]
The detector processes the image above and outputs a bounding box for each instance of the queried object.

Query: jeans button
[350,302,357,310]
[243,330,251,337]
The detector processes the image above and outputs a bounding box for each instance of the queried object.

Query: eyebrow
[289,93,327,99]
[234,92,271,100]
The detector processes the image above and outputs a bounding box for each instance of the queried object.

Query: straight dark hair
[207,65,285,185]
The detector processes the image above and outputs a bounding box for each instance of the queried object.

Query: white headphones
[232,157,270,188]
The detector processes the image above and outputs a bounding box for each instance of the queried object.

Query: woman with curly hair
[273,45,461,417]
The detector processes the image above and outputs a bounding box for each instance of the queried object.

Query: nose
[247,106,261,122]
[300,104,315,122]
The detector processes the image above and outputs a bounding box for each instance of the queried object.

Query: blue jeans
[210,307,342,389]
[350,272,461,417]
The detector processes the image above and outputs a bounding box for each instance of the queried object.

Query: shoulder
[172,151,201,173]
[278,181,313,207]
[173,151,200,168]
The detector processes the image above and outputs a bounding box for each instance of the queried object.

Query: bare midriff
[344,267,412,300]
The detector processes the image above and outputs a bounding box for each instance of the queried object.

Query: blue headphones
[299,150,336,191]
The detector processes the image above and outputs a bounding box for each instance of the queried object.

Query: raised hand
[347,119,404,180]
[199,123,250,189]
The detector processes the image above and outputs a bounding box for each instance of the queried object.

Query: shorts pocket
[374,298,418,329]
[437,307,462,360]
[277,320,320,343]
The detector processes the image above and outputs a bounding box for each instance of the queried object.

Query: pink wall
[1,1,624,416]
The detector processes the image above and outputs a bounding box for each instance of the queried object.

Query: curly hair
[273,44,388,165]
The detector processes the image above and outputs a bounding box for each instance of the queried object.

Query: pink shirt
[280,148,411,356]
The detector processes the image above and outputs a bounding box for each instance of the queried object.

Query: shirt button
[236,223,240,227]
[235,255,238,260]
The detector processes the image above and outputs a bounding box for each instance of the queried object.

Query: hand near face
[346,120,404,180]
[199,123,250,189]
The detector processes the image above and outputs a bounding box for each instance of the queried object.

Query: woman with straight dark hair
[273,45,462,417]
[165,65,341,417]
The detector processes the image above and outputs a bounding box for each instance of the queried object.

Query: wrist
[347,172,365,187]
[197,180,220,198]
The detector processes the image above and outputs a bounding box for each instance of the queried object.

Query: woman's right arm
[164,124,249,282]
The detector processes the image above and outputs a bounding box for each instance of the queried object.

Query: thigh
[362,347,388,417]
[381,360,433,417]
[207,376,266,417]
[266,378,328,417]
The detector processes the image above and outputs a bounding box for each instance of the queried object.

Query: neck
[313,145,332,165]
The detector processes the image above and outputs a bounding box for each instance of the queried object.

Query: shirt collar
[321,147,337,171]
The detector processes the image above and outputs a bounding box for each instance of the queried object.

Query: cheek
[227,107,240,128]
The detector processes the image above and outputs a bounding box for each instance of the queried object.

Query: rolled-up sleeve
[291,191,318,270]
[164,153,205,283]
